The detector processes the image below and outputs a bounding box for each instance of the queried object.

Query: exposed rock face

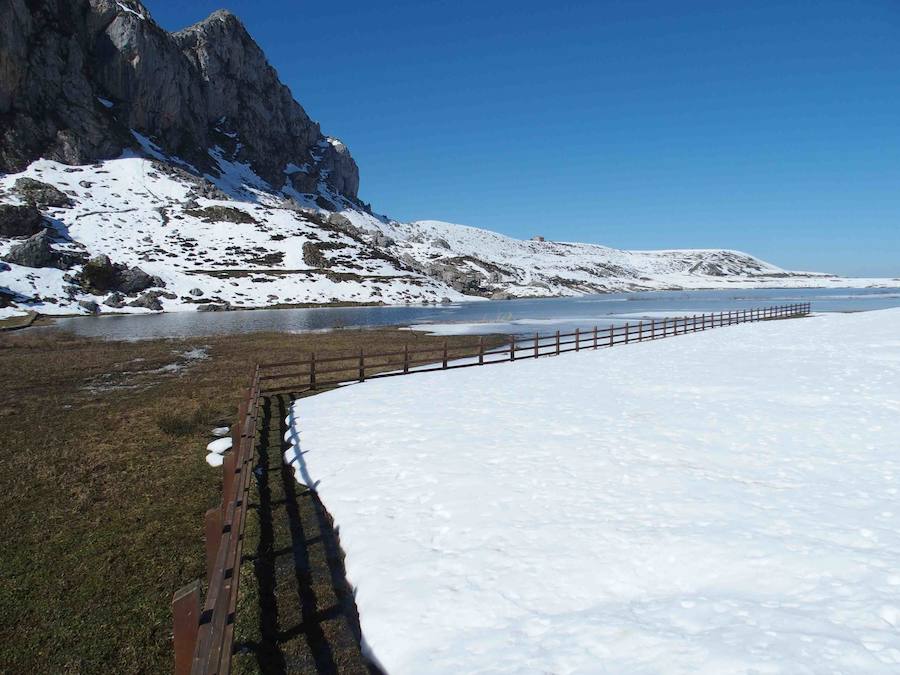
[2,230,82,269]
[302,242,330,268]
[75,254,164,294]
[185,205,256,224]
[0,204,44,238]
[0,1,360,200]
[13,178,73,208]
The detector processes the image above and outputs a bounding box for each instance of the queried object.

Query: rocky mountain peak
[0,0,359,200]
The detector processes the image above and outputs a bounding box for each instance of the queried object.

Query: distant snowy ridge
[0,152,893,317]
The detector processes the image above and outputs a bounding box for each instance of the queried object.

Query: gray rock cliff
[0,0,359,199]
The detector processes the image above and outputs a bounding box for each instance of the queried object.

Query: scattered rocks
[433,237,451,250]
[440,296,452,304]
[196,302,231,312]
[490,291,516,300]
[302,241,330,268]
[128,291,170,311]
[78,299,100,314]
[325,212,363,238]
[185,205,257,224]
[372,232,395,247]
[0,204,44,238]
[13,178,73,208]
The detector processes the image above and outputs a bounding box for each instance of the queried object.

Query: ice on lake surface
[44,287,900,339]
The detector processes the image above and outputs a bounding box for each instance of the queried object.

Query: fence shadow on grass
[236,393,379,674]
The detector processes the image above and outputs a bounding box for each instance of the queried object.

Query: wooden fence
[172,301,809,673]
[172,367,261,675]
[257,303,811,395]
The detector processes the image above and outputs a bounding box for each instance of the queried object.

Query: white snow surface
[206,437,232,454]
[286,309,900,673]
[1,147,893,316]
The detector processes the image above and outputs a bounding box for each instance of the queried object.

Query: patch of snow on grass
[287,309,900,673]
[206,437,232,454]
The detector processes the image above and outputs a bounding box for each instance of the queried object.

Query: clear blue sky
[146,0,899,277]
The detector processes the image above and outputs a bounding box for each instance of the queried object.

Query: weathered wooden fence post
[204,507,222,582]
[510,335,516,361]
[358,348,365,382]
[625,322,630,344]
[442,341,448,368]
[172,580,201,675]
[478,336,485,365]
[575,327,581,351]
[534,332,539,358]
[593,325,598,349]
[638,321,643,341]
[555,330,561,355]
[309,352,317,390]
[403,343,409,374]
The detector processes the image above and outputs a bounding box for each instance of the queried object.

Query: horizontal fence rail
[173,301,810,674]
[258,303,811,395]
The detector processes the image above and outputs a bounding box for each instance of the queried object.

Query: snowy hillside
[287,308,900,673]
[0,150,889,318]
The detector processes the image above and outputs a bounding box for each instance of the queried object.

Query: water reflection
[42,287,900,340]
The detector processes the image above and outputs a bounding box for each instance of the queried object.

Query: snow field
[285,309,900,673]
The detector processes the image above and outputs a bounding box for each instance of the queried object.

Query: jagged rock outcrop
[0,0,359,199]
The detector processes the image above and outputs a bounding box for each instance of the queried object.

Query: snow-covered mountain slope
[0,151,893,317]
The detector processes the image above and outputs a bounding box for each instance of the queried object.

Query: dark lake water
[43,287,900,340]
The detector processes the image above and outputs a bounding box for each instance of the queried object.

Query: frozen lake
[45,287,900,340]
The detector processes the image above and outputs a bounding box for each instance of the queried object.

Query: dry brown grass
[0,326,497,674]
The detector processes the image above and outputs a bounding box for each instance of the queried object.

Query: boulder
[433,237,451,250]
[128,292,164,311]
[78,299,100,314]
[118,266,164,294]
[2,230,80,269]
[13,178,72,208]
[103,292,126,308]
[0,204,44,237]
[188,287,204,296]
[76,255,164,295]
[77,255,119,293]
